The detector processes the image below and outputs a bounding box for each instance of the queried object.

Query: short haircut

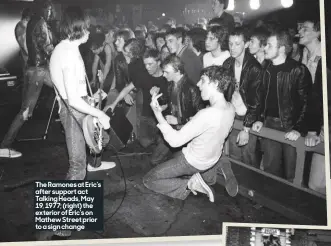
[134,29,146,40]
[136,24,147,34]
[217,0,229,9]
[124,38,145,59]
[60,6,90,41]
[165,27,187,44]
[143,49,161,61]
[183,24,193,31]
[187,27,207,53]
[233,13,243,21]
[105,25,119,34]
[160,24,172,33]
[269,29,293,55]
[147,31,157,42]
[304,19,320,33]
[154,32,165,44]
[207,25,229,46]
[21,8,31,20]
[90,33,105,50]
[201,65,236,102]
[229,26,249,43]
[250,27,270,47]
[167,17,176,26]
[114,28,135,42]
[148,25,159,32]
[161,54,185,74]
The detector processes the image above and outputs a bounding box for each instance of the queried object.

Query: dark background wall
[0,0,322,76]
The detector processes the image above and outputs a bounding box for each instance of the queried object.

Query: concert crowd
[0,0,326,239]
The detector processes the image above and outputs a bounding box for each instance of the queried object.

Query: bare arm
[92,54,100,82]
[110,82,135,107]
[102,45,112,81]
[155,110,207,148]
[63,65,103,118]
[15,23,28,57]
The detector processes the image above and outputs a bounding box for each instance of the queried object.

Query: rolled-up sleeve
[157,110,207,148]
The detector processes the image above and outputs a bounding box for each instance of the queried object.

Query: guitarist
[49,6,110,239]
[0,0,54,158]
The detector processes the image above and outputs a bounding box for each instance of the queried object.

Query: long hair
[33,0,55,20]
[60,6,90,41]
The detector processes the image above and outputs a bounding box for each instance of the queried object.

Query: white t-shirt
[158,105,235,171]
[203,50,231,68]
[49,40,88,100]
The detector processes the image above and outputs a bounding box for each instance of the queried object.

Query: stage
[0,85,294,242]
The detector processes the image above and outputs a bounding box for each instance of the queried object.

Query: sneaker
[188,173,215,202]
[0,148,22,158]
[87,161,116,172]
[220,158,238,197]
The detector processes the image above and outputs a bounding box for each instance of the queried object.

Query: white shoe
[87,161,116,172]
[0,148,22,158]
[188,173,215,202]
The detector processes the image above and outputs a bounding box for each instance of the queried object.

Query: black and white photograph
[225,225,331,246]
[0,0,328,244]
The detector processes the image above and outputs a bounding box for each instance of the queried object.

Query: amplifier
[0,74,17,87]
[0,74,20,106]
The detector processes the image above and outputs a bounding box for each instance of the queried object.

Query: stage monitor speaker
[105,106,133,152]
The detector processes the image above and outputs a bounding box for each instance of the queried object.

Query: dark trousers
[1,66,52,148]
[228,115,259,168]
[143,151,219,200]
[58,99,87,180]
[262,117,297,181]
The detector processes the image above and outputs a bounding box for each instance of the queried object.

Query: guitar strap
[52,73,97,134]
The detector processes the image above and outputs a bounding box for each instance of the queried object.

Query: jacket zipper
[276,73,283,127]
[264,70,270,122]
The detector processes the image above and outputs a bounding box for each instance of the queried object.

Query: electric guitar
[82,70,110,154]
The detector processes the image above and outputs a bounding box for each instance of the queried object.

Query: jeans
[139,116,159,148]
[1,66,52,148]
[228,115,259,168]
[143,151,219,200]
[228,129,259,168]
[58,99,87,180]
[262,117,297,181]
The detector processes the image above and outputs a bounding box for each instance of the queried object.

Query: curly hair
[124,38,145,59]
[201,66,236,102]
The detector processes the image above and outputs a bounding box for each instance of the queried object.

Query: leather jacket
[306,59,323,134]
[223,50,262,127]
[259,58,313,134]
[114,53,129,92]
[26,15,54,67]
[168,74,205,126]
